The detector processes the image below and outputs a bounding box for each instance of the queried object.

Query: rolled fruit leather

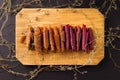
[43,27,49,50]
[58,25,65,52]
[34,27,43,52]
[26,26,34,50]
[49,27,55,52]
[53,27,61,52]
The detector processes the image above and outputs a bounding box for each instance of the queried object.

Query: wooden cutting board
[16,8,104,65]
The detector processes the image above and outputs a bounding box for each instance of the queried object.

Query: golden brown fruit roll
[49,27,55,52]
[59,26,65,52]
[26,26,34,50]
[43,27,49,50]
[53,27,61,52]
[34,27,42,52]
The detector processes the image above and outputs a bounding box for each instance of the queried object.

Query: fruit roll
[49,27,55,52]
[59,26,65,52]
[26,26,34,50]
[65,24,70,50]
[70,26,76,51]
[43,27,49,50]
[53,27,61,52]
[76,26,81,51]
[88,28,94,50]
[34,27,42,52]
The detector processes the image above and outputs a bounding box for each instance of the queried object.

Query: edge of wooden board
[16,8,104,65]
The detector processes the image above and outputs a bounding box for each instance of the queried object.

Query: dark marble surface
[0,0,120,80]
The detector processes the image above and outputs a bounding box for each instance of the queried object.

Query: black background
[0,0,120,80]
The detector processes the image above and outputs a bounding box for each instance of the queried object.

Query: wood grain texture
[16,8,104,65]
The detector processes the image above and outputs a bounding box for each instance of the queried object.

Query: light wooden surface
[16,8,104,65]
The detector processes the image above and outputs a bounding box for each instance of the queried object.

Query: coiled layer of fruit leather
[34,27,42,52]
[70,26,76,51]
[85,30,89,52]
[59,26,65,52]
[65,24,70,50]
[82,24,87,51]
[76,26,81,51]
[49,27,55,52]
[43,27,49,50]
[53,27,61,52]
[26,26,34,50]
[88,28,94,50]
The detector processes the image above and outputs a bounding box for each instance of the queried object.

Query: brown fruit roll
[26,26,34,50]
[34,27,42,52]
[49,27,55,52]
[53,27,61,52]
[59,26,65,52]
[43,27,50,50]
